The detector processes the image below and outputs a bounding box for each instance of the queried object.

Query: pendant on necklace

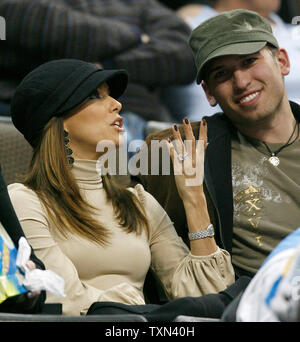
[268,155,280,166]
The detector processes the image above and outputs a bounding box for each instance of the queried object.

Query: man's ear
[202,81,218,107]
[276,48,290,76]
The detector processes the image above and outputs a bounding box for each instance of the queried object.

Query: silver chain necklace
[262,121,299,166]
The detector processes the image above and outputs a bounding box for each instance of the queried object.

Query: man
[135,9,300,281]
[161,0,300,122]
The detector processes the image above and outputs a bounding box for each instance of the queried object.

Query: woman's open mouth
[112,118,125,132]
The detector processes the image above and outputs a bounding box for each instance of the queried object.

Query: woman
[0,164,45,313]
[7,59,234,316]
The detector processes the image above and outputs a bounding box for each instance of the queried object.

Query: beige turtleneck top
[7,159,234,315]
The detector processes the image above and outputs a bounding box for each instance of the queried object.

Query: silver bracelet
[188,223,214,240]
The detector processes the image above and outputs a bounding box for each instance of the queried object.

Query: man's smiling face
[202,46,290,128]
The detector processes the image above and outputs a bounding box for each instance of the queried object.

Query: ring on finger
[177,152,189,162]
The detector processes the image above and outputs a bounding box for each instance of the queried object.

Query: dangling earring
[64,130,74,165]
[209,97,217,107]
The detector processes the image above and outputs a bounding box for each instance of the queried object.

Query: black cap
[10,59,129,147]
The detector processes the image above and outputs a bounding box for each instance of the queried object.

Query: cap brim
[56,69,128,116]
[197,41,267,84]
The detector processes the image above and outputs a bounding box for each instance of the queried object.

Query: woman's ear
[202,81,218,107]
[276,48,290,76]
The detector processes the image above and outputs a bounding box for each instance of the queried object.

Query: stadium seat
[0,116,32,185]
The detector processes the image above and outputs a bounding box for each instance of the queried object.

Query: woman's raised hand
[166,118,208,203]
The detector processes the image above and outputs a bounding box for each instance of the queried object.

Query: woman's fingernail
[184,118,189,125]
[167,138,171,143]
[173,124,178,131]
[202,119,206,126]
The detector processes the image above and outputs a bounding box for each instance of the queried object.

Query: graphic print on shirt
[232,156,291,247]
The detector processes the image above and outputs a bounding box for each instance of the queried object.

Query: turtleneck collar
[71,159,103,189]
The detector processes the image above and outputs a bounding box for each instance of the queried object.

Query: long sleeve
[7,163,234,315]
[134,184,235,299]
[17,219,147,315]
[0,166,44,271]
[7,183,148,315]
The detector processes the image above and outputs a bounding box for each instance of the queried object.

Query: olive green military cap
[189,9,279,83]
